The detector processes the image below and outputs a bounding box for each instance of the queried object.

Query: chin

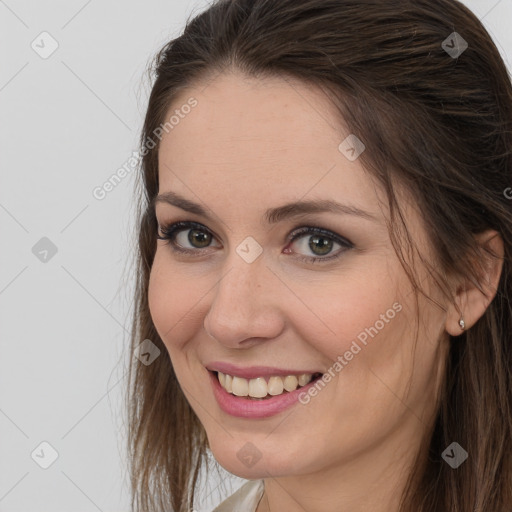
[207,437,300,479]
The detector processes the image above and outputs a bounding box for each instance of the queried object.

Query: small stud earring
[459,316,465,330]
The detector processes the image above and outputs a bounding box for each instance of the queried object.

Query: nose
[203,253,285,348]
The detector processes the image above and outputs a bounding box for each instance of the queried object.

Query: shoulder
[212,479,265,512]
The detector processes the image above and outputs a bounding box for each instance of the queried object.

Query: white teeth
[283,375,298,392]
[231,376,249,396]
[248,377,268,398]
[267,376,284,395]
[217,371,315,398]
[225,374,233,393]
[298,373,312,386]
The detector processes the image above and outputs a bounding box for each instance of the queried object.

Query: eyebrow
[152,190,379,224]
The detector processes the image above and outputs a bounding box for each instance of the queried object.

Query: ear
[445,229,504,336]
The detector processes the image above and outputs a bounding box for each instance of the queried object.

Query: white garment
[212,479,265,512]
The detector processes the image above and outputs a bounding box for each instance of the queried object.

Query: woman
[125,0,512,511]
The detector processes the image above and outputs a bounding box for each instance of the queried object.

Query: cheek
[147,254,203,354]
[286,268,403,363]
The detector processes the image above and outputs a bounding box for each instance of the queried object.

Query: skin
[147,71,504,512]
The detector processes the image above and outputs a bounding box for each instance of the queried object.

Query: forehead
[157,71,381,211]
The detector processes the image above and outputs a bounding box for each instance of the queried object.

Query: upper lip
[205,361,322,379]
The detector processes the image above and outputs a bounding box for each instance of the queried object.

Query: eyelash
[156,220,353,264]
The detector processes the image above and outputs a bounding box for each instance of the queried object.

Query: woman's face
[148,71,450,482]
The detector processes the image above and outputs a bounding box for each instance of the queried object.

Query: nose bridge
[203,249,284,345]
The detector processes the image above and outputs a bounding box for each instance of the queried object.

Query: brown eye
[157,221,220,252]
[287,226,353,264]
[183,228,212,248]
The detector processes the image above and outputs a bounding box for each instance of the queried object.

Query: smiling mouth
[212,370,324,400]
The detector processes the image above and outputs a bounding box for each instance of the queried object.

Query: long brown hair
[124,1,512,510]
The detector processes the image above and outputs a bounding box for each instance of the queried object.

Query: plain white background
[1,1,511,510]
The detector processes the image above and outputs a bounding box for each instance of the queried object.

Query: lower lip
[208,370,321,419]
